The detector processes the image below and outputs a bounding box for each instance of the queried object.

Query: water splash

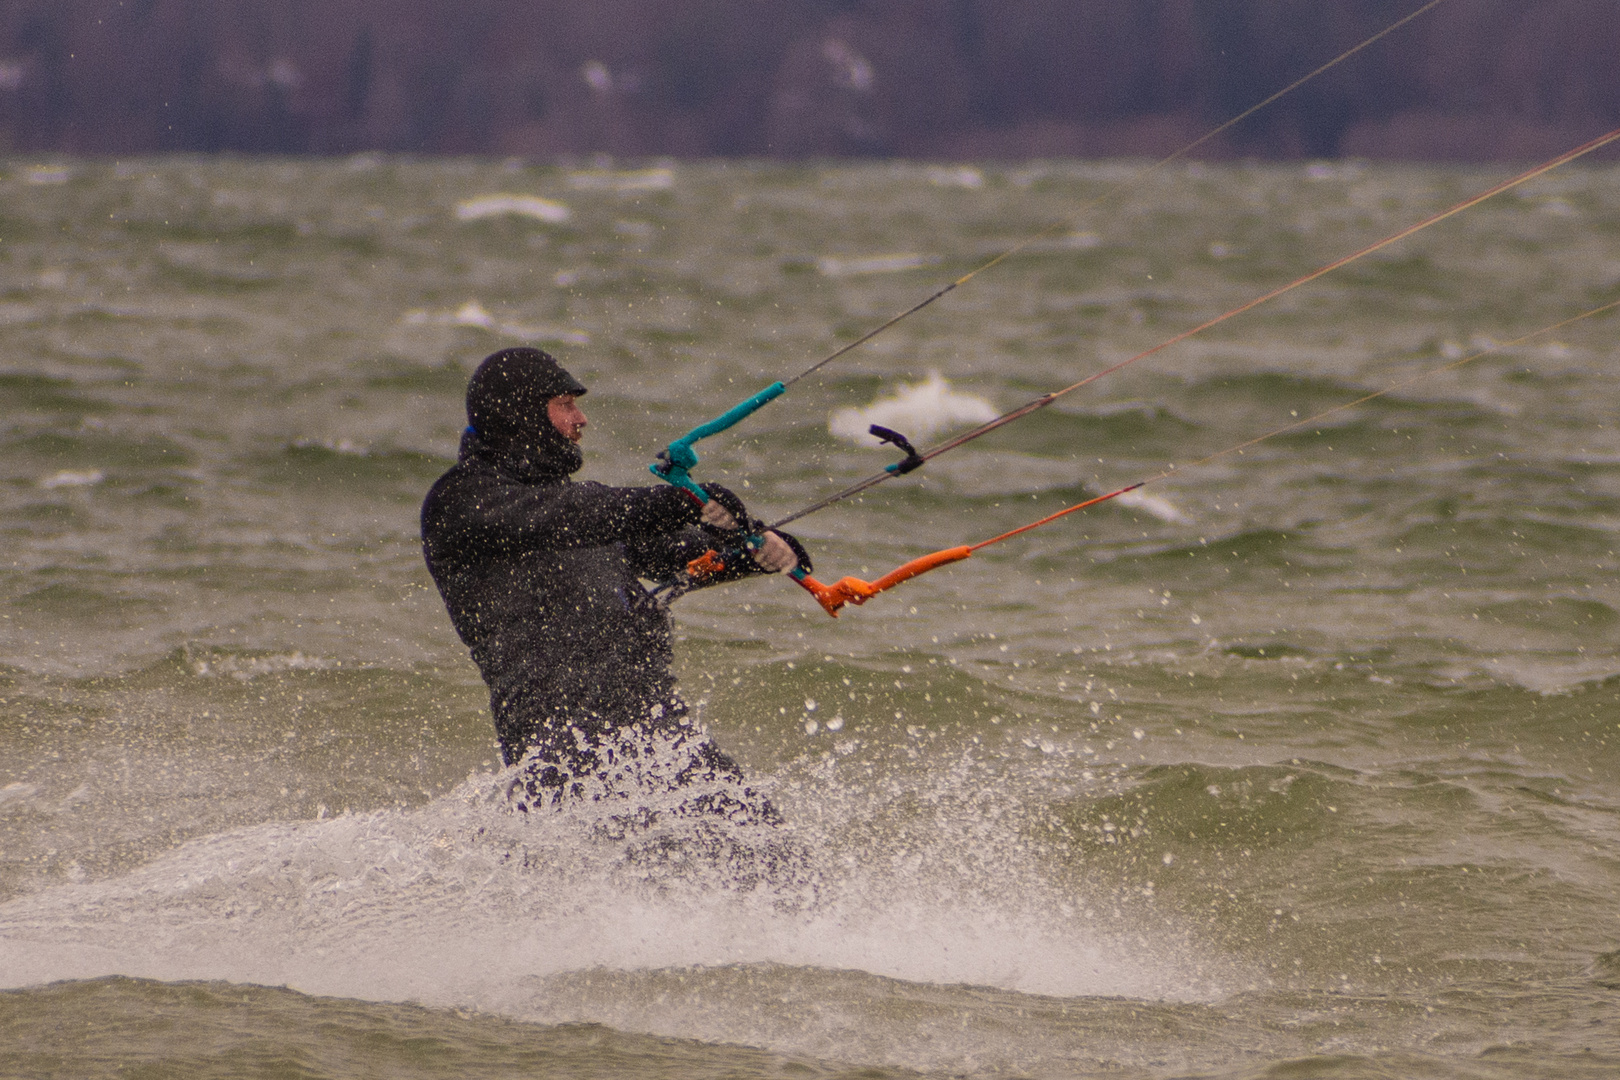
[829,372,999,447]
[0,732,1232,1038]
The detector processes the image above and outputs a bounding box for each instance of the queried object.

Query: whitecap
[452,300,494,327]
[39,469,104,490]
[24,165,71,185]
[566,168,675,192]
[454,193,571,224]
[830,372,998,447]
[1115,488,1186,523]
[1304,161,1364,183]
[290,437,369,456]
[498,322,591,346]
[400,301,589,345]
[816,253,940,278]
[188,650,338,680]
[926,166,983,189]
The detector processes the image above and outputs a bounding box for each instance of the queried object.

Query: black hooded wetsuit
[420,348,792,812]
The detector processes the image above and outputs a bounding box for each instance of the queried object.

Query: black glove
[699,483,762,535]
[697,483,812,575]
[774,530,813,575]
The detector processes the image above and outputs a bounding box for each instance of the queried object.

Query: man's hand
[751,531,799,573]
[695,485,798,572]
[699,499,737,530]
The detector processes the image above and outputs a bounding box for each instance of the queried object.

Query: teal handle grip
[678,381,787,449]
[650,381,786,502]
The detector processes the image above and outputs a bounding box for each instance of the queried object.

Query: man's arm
[427,472,703,560]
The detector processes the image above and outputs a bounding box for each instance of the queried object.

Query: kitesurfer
[421,347,807,820]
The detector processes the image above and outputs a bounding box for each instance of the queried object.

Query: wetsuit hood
[462,347,588,481]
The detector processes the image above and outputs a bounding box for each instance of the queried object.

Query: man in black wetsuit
[421,347,807,818]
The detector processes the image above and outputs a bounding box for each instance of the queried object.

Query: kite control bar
[650,381,786,502]
[650,388,931,592]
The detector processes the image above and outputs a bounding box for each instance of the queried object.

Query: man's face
[547,394,587,443]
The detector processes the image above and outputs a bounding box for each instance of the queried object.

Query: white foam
[290,437,369,455]
[400,301,590,346]
[186,650,337,680]
[0,737,1241,1078]
[24,165,71,185]
[497,321,592,346]
[566,168,675,192]
[816,252,939,278]
[451,300,493,327]
[830,372,999,447]
[453,193,571,224]
[0,746,1225,996]
[1116,488,1186,523]
[39,469,104,490]
[926,166,983,189]
[0,782,38,808]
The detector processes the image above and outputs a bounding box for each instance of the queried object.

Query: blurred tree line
[0,0,1614,160]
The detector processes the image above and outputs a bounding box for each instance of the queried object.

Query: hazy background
[0,0,1616,161]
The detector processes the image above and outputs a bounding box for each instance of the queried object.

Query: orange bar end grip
[793,574,874,617]
[793,546,973,618]
[685,549,728,584]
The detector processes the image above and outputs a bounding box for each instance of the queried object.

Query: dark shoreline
[0,0,1616,162]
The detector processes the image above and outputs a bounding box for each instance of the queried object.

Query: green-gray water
[1,156,1618,1079]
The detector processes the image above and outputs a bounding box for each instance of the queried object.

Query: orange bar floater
[793,484,1142,617]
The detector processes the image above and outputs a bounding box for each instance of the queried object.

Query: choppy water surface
[1,155,1618,1079]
